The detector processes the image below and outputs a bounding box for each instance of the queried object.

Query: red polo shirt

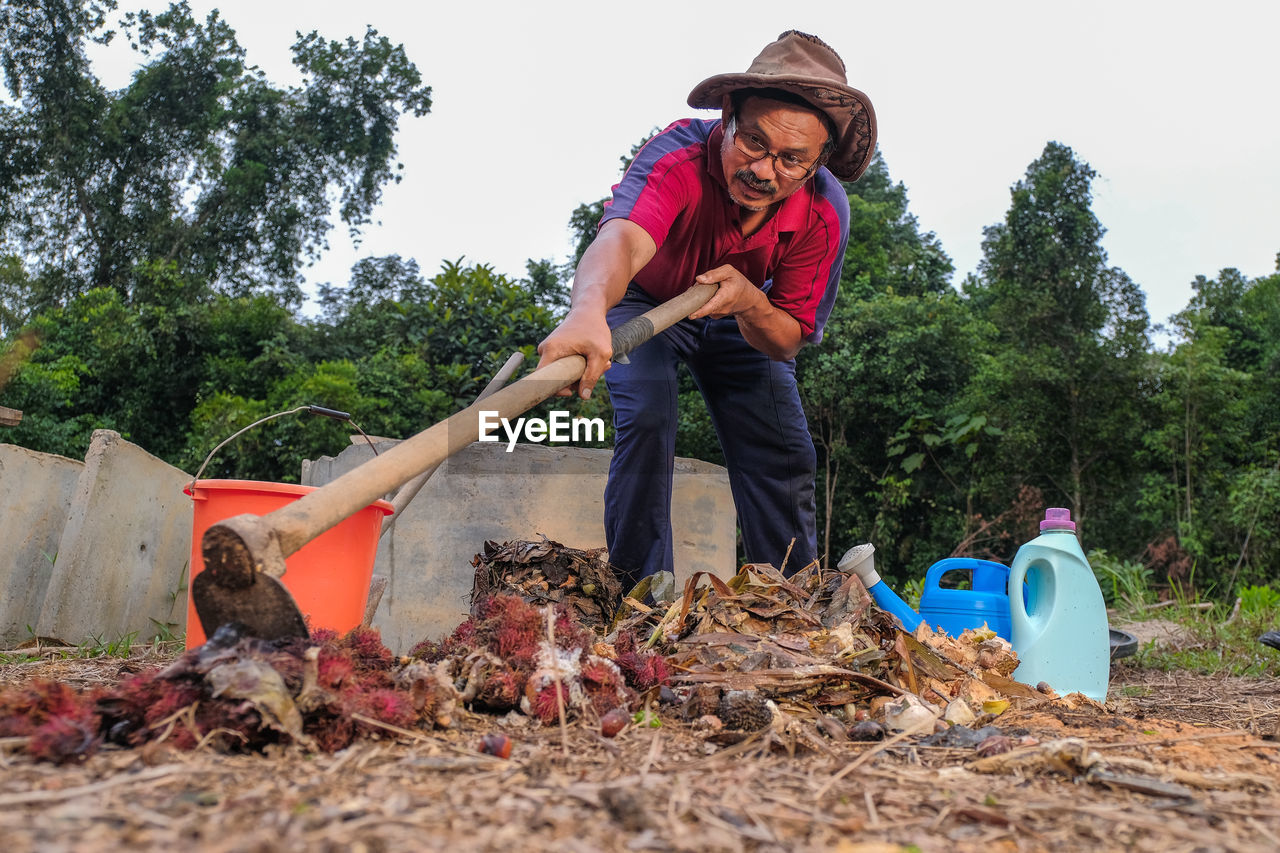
[600,119,849,343]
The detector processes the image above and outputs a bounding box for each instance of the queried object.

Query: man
[536,30,876,595]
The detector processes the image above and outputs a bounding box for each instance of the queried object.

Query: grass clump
[0,620,183,665]
[1089,548,1154,616]
[1137,583,1280,678]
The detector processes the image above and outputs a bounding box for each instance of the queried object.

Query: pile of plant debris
[0,591,671,765]
[461,539,1084,745]
[0,539,1082,765]
[470,536,622,626]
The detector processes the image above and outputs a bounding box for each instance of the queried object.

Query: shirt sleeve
[599,120,710,250]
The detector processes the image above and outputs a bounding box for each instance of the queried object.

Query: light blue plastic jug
[919,558,1013,640]
[1008,508,1110,701]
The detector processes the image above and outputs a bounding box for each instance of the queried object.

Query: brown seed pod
[716,690,773,732]
[600,708,630,738]
[681,685,721,721]
[848,720,886,741]
[479,733,513,759]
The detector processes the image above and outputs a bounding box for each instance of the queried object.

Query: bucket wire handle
[189,404,378,490]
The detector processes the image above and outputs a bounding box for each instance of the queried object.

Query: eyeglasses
[727,117,820,180]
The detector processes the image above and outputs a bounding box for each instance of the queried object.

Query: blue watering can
[838,507,1111,700]
[837,546,1018,640]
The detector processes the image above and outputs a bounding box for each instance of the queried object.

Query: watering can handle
[923,558,962,593]
[923,558,1008,593]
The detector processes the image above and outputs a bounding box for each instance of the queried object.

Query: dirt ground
[2,646,1278,853]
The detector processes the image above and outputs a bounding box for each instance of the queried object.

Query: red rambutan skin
[531,683,570,725]
[338,626,394,671]
[579,659,637,716]
[0,681,101,763]
[613,641,671,691]
[27,716,99,765]
[477,595,530,623]
[633,655,670,691]
[413,595,599,673]
[416,617,480,660]
[613,630,641,658]
[0,681,97,764]
[315,648,357,690]
[476,668,526,711]
[306,713,356,753]
[408,638,444,661]
[301,685,416,753]
[476,596,544,664]
[551,606,593,652]
[494,621,541,668]
[0,680,86,737]
[348,688,416,730]
[135,676,275,753]
[579,659,618,687]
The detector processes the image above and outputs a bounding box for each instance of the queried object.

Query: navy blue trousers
[604,285,818,587]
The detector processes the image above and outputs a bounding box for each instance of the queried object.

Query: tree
[839,152,954,301]
[3,272,306,463]
[0,0,431,320]
[800,289,992,577]
[797,152,986,578]
[963,142,1151,546]
[1140,264,1280,588]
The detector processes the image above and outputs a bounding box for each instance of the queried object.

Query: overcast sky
[88,0,1279,341]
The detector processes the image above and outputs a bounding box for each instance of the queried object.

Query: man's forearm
[735,300,805,360]
[689,264,806,360]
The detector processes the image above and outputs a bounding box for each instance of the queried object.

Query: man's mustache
[735,169,776,194]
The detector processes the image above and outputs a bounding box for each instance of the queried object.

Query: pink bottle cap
[1040,507,1076,532]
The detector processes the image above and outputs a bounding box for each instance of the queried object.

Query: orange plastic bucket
[184,480,394,648]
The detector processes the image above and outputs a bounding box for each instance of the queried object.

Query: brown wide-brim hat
[687,30,877,182]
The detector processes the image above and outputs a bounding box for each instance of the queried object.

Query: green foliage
[900,576,924,611]
[4,254,567,481]
[1088,548,1154,613]
[81,630,137,658]
[179,259,567,481]
[1138,266,1280,589]
[4,284,307,463]
[800,286,993,581]
[0,0,431,310]
[1238,584,1280,617]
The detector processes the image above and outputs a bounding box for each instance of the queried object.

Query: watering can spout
[837,543,923,631]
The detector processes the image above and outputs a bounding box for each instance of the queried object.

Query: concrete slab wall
[2,432,733,653]
[36,430,193,645]
[0,444,83,646]
[303,441,736,654]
